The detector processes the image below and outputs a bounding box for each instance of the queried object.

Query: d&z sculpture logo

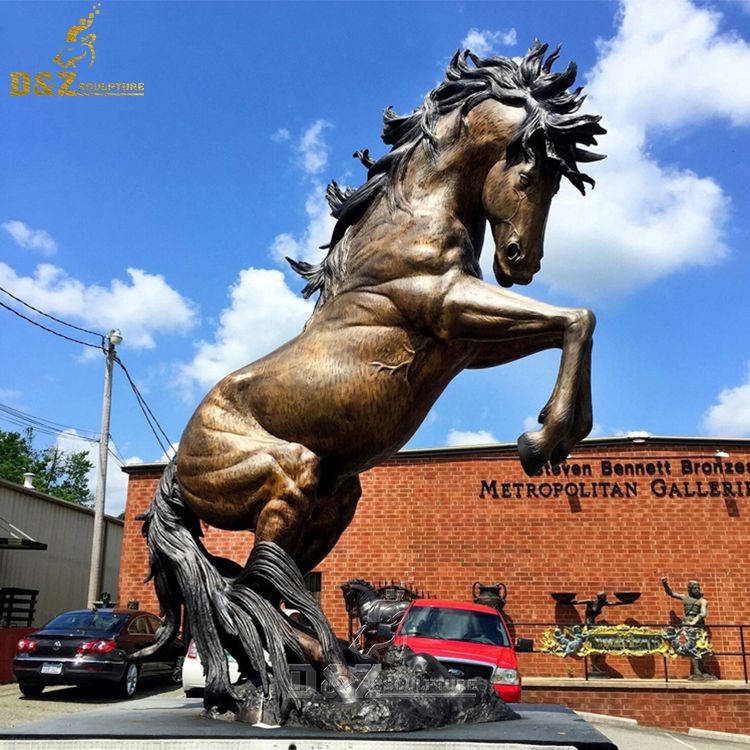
[9,3,144,97]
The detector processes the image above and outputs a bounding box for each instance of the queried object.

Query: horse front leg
[545,337,593,465]
[440,276,595,475]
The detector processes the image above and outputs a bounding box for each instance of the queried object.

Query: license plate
[41,662,63,675]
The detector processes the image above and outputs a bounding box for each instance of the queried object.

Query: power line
[0,298,104,351]
[107,437,130,466]
[0,413,99,444]
[0,288,174,458]
[0,405,137,469]
[108,447,124,466]
[0,285,106,342]
[113,356,175,459]
[0,402,100,439]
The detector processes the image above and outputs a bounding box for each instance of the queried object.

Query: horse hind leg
[231,474,363,703]
[292,475,362,575]
[163,436,359,717]
[188,440,360,706]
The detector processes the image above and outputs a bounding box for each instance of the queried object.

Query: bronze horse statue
[135,42,604,721]
[341,579,412,644]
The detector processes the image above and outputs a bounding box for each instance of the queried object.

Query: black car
[13,608,185,698]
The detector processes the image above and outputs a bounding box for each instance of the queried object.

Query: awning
[0,516,47,551]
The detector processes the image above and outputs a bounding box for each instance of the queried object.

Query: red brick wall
[523,685,750,735]
[120,438,750,684]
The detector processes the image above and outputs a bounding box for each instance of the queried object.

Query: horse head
[290,42,604,308]
[483,144,560,288]
[340,578,377,615]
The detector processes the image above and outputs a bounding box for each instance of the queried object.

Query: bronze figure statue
[661,576,716,680]
[134,42,604,727]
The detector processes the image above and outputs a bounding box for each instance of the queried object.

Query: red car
[393,599,522,702]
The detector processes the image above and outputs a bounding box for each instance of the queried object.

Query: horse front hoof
[517,432,547,476]
[549,443,570,467]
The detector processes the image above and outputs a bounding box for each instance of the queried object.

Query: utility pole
[86,329,122,608]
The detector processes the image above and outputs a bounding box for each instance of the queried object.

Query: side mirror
[514,637,533,653]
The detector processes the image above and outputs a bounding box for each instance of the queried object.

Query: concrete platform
[0,695,616,749]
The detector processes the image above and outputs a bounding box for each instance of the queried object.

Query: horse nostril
[506,242,521,262]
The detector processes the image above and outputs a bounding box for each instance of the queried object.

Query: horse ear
[574,147,606,163]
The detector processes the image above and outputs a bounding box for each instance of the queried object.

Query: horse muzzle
[493,242,537,287]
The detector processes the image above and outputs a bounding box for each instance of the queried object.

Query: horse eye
[519,173,533,188]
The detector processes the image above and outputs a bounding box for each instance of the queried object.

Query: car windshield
[400,606,509,646]
[43,611,128,633]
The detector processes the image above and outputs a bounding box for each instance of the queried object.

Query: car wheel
[18,682,44,698]
[118,662,140,699]
[184,687,203,698]
[171,656,185,685]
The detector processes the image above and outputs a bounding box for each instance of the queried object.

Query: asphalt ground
[0,682,748,749]
[592,721,750,750]
[0,680,182,728]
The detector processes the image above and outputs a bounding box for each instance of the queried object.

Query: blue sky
[2,0,750,514]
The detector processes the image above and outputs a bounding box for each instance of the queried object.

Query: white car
[182,610,312,696]
[181,639,241,697]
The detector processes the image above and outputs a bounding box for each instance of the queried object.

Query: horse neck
[346,583,376,605]
[354,129,501,256]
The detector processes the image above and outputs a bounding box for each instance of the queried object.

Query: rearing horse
[136,42,604,719]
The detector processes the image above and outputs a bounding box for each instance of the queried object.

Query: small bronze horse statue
[135,42,604,721]
[341,579,412,647]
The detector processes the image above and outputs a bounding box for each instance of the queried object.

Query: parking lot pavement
[3,686,749,750]
[591,718,750,750]
[0,681,184,729]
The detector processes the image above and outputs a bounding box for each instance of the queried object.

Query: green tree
[0,428,94,507]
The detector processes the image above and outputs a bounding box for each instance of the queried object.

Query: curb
[688,727,750,745]
[574,711,638,727]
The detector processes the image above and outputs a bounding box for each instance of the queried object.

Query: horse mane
[288,40,605,308]
[341,578,377,593]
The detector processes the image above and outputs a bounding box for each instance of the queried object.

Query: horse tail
[130,460,241,709]
[129,459,330,717]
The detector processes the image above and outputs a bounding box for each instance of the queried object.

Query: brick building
[120,435,750,733]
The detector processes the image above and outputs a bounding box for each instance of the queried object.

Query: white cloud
[54,431,141,517]
[523,415,538,432]
[158,442,179,463]
[178,268,314,391]
[179,119,335,397]
[462,27,517,56]
[2,220,57,255]
[269,182,335,266]
[296,120,332,175]
[446,429,498,447]
[703,369,750,437]
[0,262,197,349]
[480,0,750,300]
[588,0,750,130]
[271,128,290,143]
